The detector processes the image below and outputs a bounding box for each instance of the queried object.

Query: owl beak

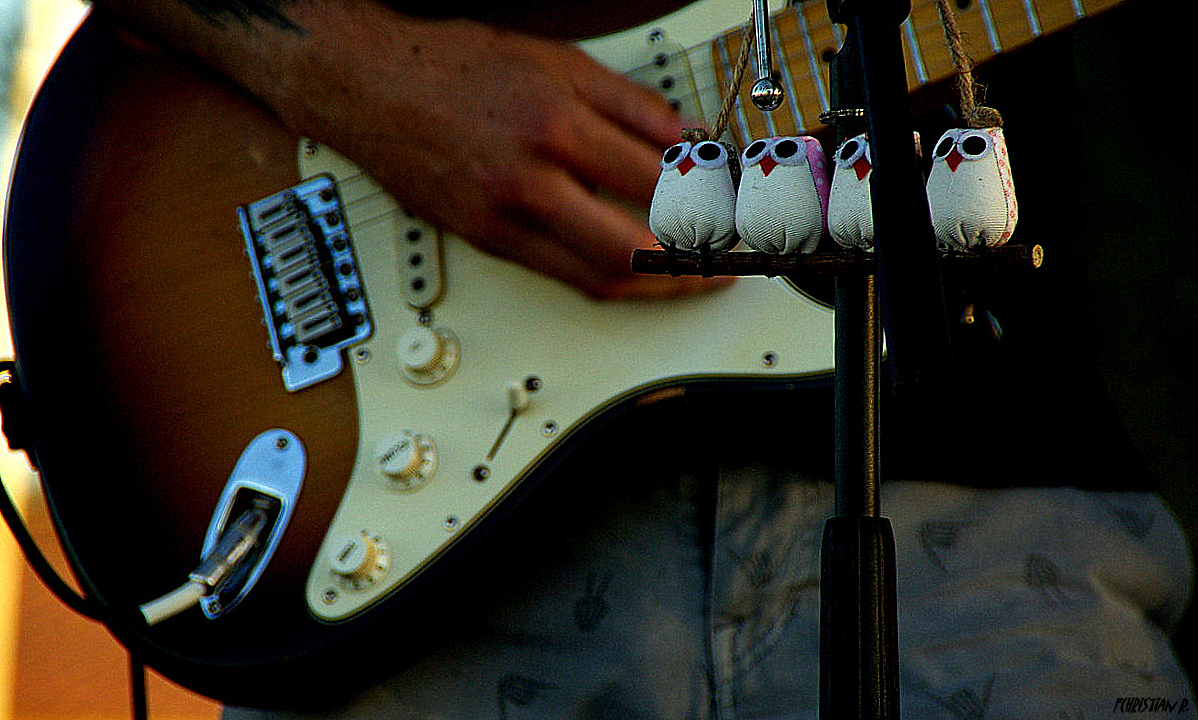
[759,156,778,177]
[852,156,872,181]
[946,148,963,172]
[677,157,695,176]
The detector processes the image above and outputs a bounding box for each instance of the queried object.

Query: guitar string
[632,0,1060,142]
[622,0,1062,84]
[324,0,1083,221]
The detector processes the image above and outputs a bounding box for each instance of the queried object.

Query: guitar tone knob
[374,431,437,490]
[397,325,459,385]
[328,531,390,590]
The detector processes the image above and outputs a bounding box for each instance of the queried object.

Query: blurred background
[0,0,220,717]
[0,0,1192,718]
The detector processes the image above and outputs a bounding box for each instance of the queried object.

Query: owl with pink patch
[734,136,829,254]
[926,127,1018,250]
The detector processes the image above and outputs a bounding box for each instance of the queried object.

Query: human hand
[252,0,728,299]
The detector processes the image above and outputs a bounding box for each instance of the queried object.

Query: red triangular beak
[678,157,695,176]
[853,156,872,181]
[946,148,963,172]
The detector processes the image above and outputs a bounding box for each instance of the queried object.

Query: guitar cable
[1,364,272,717]
[0,363,102,621]
[138,503,270,625]
[1,458,271,720]
[0,463,102,619]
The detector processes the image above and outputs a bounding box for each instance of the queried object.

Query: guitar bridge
[239,175,372,391]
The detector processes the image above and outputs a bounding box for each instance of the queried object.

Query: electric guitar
[2,0,1118,707]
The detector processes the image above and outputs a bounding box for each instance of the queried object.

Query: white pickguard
[300,0,831,621]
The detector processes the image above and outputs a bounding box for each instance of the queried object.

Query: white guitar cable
[139,505,270,626]
[139,581,207,626]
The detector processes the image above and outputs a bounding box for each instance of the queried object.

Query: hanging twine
[934,0,1003,128]
[682,14,756,144]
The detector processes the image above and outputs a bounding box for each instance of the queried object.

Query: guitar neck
[686,0,1121,144]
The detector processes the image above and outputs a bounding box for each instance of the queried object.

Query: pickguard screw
[303,141,319,157]
[275,436,290,450]
[649,29,664,44]
[322,588,338,604]
[541,421,558,437]
[472,465,491,482]
[444,516,460,531]
[353,348,371,364]
[762,352,779,368]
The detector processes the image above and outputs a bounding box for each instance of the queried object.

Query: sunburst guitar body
[2,0,1117,706]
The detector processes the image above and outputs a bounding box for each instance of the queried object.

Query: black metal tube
[833,271,881,518]
[848,1,952,387]
[817,0,939,716]
[819,516,901,720]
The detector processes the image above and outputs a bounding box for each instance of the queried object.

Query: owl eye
[742,138,773,167]
[933,134,957,159]
[957,131,993,160]
[836,136,868,167]
[771,137,809,166]
[690,141,728,169]
[661,141,692,169]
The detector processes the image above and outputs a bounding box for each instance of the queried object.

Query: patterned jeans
[226,441,1194,719]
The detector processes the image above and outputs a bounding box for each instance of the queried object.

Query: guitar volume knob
[397,325,459,385]
[374,431,437,490]
[328,530,390,590]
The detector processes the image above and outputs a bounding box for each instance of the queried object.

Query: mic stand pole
[819,0,951,716]
[632,1,1001,715]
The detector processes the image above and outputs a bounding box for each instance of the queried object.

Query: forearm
[87,0,705,298]
[88,0,444,143]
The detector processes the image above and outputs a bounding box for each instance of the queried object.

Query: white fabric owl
[827,133,876,251]
[926,127,1018,250]
[734,136,829,254]
[648,140,739,253]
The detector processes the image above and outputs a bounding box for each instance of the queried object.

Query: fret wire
[764,102,781,137]
[622,0,1092,83]
[975,0,1003,52]
[795,3,831,117]
[902,16,930,85]
[317,0,1111,226]
[1022,0,1044,35]
[715,33,753,146]
[906,12,992,56]
[627,0,1062,141]
[770,14,807,134]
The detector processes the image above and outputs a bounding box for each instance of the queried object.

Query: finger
[599,273,736,301]
[512,167,663,278]
[567,49,690,148]
[465,211,731,300]
[541,104,673,212]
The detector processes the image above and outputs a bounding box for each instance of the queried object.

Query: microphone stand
[820,0,950,716]
[631,1,1039,716]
